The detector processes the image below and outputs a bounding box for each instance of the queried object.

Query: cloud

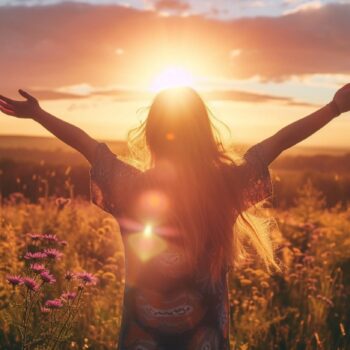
[201,89,320,107]
[226,3,350,80]
[0,1,349,92]
[29,85,148,100]
[153,0,190,12]
[27,83,320,108]
[238,0,266,9]
[27,90,88,100]
[284,0,323,14]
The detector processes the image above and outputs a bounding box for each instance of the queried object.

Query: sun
[150,66,195,92]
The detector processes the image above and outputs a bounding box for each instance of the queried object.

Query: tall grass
[0,181,349,349]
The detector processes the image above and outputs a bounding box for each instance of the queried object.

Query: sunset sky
[1,0,350,148]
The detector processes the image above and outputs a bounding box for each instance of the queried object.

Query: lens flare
[138,190,169,219]
[127,229,167,263]
[144,224,153,237]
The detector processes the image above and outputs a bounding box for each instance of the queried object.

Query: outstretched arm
[256,83,350,165]
[0,89,98,164]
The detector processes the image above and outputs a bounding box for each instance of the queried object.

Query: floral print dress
[89,143,272,350]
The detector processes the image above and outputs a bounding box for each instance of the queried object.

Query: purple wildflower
[45,298,63,309]
[22,277,39,291]
[30,263,46,274]
[6,275,23,286]
[61,291,77,301]
[41,307,51,314]
[64,271,75,281]
[24,251,47,260]
[27,233,43,241]
[43,248,63,260]
[76,272,97,286]
[42,234,58,243]
[40,271,56,284]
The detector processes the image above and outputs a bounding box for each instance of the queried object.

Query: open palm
[0,89,41,118]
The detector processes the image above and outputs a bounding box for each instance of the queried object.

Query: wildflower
[24,251,47,260]
[61,291,77,301]
[22,277,39,291]
[30,263,46,273]
[76,272,97,286]
[42,234,59,243]
[59,240,68,247]
[27,233,43,241]
[6,275,23,286]
[45,298,63,309]
[65,271,75,281]
[44,248,63,260]
[40,271,56,284]
[41,307,51,314]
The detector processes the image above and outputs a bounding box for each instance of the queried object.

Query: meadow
[0,137,349,349]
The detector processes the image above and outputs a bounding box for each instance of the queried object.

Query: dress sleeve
[235,143,273,211]
[89,143,141,215]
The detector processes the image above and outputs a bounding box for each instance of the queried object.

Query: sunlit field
[0,140,350,349]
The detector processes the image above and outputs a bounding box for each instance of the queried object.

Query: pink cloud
[0,2,349,93]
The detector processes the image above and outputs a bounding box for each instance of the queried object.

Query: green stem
[21,288,29,350]
[51,288,84,350]
[23,282,43,349]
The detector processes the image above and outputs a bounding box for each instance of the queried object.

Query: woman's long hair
[127,87,280,291]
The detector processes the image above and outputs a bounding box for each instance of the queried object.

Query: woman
[0,85,349,350]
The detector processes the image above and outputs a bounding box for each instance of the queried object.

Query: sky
[1,0,350,148]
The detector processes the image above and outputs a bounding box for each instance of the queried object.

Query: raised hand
[333,83,350,114]
[0,89,41,119]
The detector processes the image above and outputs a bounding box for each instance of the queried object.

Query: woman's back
[90,142,272,350]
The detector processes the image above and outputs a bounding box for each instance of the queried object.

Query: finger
[0,106,16,116]
[18,89,37,102]
[0,100,12,109]
[0,94,16,105]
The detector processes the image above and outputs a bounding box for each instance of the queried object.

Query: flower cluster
[6,231,97,349]
[26,232,67,247]
[45,298,63,309]
[24,251,47,260]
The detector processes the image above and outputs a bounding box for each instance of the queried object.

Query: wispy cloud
[27,83,321,108]
[284,0,323,14]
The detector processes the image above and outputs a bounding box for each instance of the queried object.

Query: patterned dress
[89,143,272,350]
